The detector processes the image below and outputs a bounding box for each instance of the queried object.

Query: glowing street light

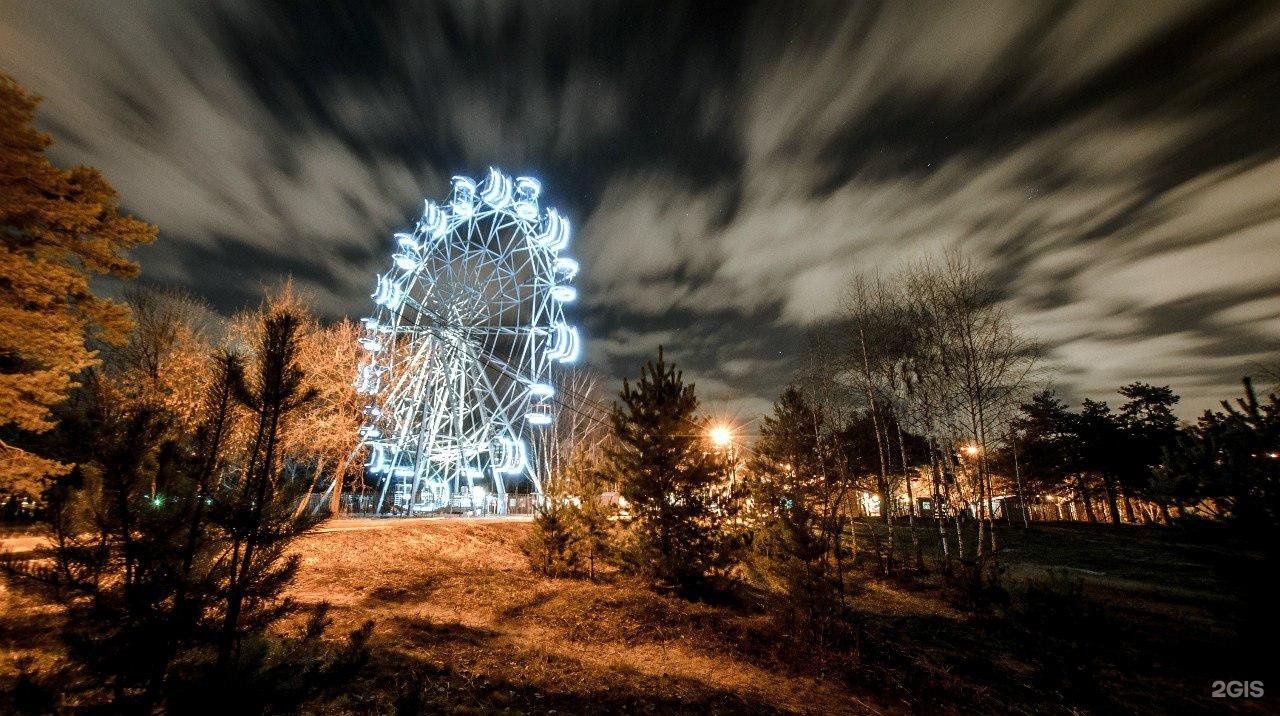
[709,425,733,448]
[963,444,980,457]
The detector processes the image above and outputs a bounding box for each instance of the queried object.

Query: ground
[2,518,1272,714]
[287,517,869,714]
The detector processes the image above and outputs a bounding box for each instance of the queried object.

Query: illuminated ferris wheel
[354,168,580,515]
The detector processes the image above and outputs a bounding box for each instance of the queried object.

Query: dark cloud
[2,0,1278,416]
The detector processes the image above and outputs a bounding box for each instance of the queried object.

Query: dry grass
[0,577,66,689]
[2,518,1267,713]
[286,517,880,714]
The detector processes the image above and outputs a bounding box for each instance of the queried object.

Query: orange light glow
[709,426,733,447]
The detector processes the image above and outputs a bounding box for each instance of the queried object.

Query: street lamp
[709,425,733,448]
[708,424,737,496]
[963,444,980,457]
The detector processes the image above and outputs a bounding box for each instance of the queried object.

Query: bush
[524,451,616,579]
[524,497,583,578]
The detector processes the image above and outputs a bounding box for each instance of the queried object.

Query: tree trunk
[855,319,893,574]
[1102,475,1121,526]
[893,418,923,570]
[1010,433,1029,528]
[295,458,327,519]
[1077,475,1097,522]
[928,437,949,562]
[944,447,965,560]
[975,410,997,555]
[896,420,916,520]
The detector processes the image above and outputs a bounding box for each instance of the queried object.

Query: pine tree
[40,378,200,706]
[748,387,854,641]
[572,452,616,580]
[0,72,156,492]
[1076,399,1125,525]
[1161,378,1280,529]
[1014,391,1077,497]
[607,347,737,592]
[216,300,321,669]
[3,296,366,710]
[525,454,586,578]
[524,446,618,579]
[1116,382,1181,521]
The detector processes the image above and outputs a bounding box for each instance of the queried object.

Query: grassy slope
[852,520,1272,714]
[288,518,1269,715]
[1,518,1267,713]
[287,517,875,714]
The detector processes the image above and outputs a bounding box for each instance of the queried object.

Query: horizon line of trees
[521,247,1277,635]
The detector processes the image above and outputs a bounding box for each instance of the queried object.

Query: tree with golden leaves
[108,286,216,433]
[288,315,363,513]
[0,72,156,493]
[228,281,363,515]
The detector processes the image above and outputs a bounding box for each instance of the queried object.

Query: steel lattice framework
[354,168,580,515]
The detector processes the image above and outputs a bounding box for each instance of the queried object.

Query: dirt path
[315,515,531,533]
[0,535,48,555]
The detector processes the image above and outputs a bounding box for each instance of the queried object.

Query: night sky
[3,1,1279,418]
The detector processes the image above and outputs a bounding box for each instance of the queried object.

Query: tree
[109,286,215,434]
[0,72,156,492]
[41,377,184,704]
[215,300,320,669]
[1160,377,1280,529]
[1014,391,1076,501]
[1116,382,1181,522]
[4,296,367,711]
[893,284,967,559]
[524,448,616,579]
[546,367,610,478]
[607,347,737,592]
[748,387,856,641]
[524,460,582,578]
[573,454,618,580]
[219,283,364,517]
[827,255,1038,561]
[1075,399,1125,525]
[923,254,1037,552]
[840,278,896,531]
[835,411,893,518]
[293,317,363,514]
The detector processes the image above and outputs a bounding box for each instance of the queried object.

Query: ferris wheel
[353,168,580,515]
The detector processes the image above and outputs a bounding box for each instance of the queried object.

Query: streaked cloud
[2,0,1277,416]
